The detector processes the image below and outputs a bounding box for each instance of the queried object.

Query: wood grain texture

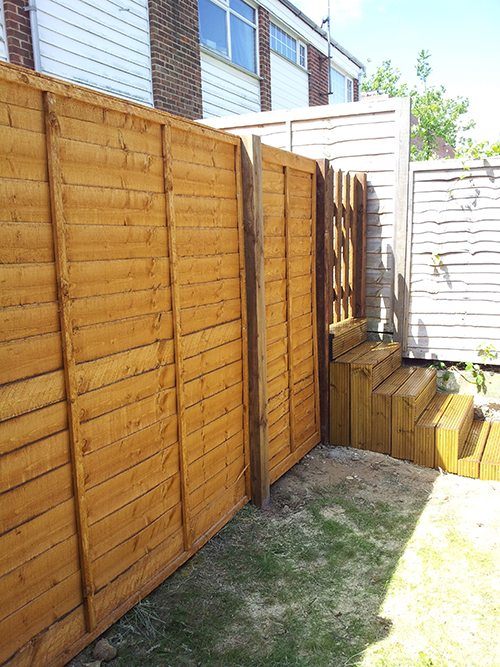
[241,135,270,508]
[44,91,96,631]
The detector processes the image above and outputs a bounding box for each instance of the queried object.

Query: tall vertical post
[43,91,96,632]
[162,122,192,549]
[240,135,270,509]
[316,159,334,444]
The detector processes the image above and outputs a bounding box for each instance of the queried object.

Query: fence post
[316,159,334,445]
[240,135,270,509]
[43,91,96,632]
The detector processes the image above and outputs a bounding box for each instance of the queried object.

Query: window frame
[269,22,307,71]
[198,0,258,74]
[329,66,354,104]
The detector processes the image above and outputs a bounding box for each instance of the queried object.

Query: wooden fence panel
[0,63,249,667]
[260,144,321,484]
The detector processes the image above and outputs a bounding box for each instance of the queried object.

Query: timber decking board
[480,422,500,481]
[435,394,474,474]
[329,317,367,360]
[458,421,491,479]
[371,367,416,454]
[414,393,453,469]
[391,368,436,461]
[350,343,401,450]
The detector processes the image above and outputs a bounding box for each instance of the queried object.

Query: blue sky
[292,0,500,142]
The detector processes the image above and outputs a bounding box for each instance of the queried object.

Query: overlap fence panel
[260,143,321,484]
[0,64,249,667]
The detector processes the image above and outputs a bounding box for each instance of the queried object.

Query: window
[329,67,353,104]
[270,23,307,69]
[198,0,257,73]
[299,44,306,68]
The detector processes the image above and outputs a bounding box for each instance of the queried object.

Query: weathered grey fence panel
[405,157,500,364]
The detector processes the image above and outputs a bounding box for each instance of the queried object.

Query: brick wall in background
[148,0,203,119]
[307,44,329,107]
[4,0,34,69]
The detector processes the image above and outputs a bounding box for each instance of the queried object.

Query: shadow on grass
[74,447,439,667]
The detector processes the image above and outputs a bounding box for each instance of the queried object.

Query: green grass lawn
[70,447,500,667]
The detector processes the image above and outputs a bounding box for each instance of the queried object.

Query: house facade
[0,0,364,120]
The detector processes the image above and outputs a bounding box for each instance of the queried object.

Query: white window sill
[200,44,262,80]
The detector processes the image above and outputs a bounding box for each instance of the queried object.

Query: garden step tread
[479,422,500,481]
[435,394,474,474]
[391,368,437,462]
[458,421,491,479]
[414,393,455,468]
[329,317,367,360]
[371,367,417,455]
[350,343,402,450]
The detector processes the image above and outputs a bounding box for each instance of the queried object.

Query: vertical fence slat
[43,91,96,632]
[316,159,333,444]
[334,169,343,322]
[162,122,192,551]
[349,173,356,317]
[353,173,367,318]
[239,136,268,506]
[342,173,351,320]
[284,165,297,452]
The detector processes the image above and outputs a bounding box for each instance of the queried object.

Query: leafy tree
[455,138,500,159]
[362,50,474,161]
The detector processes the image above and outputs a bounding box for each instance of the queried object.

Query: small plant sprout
[476,342,497,363]
[430,251,442,266]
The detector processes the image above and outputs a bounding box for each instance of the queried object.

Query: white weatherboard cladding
[204,98,412,336]
[406,157,500,365]
[0,0,8,62]
[34,0,154,106]
[201,51,261,118]
[270,52,308,111]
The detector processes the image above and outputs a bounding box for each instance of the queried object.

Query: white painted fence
[205,97,411,338]
[405,157,500,365]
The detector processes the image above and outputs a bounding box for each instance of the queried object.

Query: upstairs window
[198,0,257,73]
[270,23,307,69]
[329,67,353,104]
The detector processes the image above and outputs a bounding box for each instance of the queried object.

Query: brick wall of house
[257,7,271,112]
[148,0,203,119]
[353,78,359,102]
[307,44,329,107]
[4,0,35,69]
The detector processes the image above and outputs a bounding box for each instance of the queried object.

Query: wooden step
[391,368,437,462]
[350,342,402,449]
[435,394,474,474]
[415,394,454,468]
[479,422,500,481]
[371,367,417,454]
[458,421,491,479]
[330,317,367,361]
[330,341,376,446]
